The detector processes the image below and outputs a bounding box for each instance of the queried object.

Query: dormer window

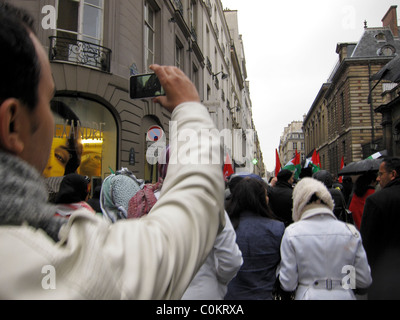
[378,45,396,56]
[375,33,386,42]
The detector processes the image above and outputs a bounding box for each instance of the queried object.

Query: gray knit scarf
[0,151,67,241]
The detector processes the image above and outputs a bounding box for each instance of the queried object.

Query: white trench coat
[278,204,372,300]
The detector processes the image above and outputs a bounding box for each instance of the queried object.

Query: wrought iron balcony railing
[49,36,112,73]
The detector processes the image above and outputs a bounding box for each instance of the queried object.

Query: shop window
[43,97,118,183]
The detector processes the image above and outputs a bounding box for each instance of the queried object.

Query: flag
[317,152,321,168]
[275,149,281,177]
[312,149,321,173]
[223,153,234,181]
[305,149,321,174]
[294,150,302,180]
[338,156,344,183]
[283,150,301,180]
[367,151,383,160]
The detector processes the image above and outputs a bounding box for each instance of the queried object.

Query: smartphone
[130,73,165,99]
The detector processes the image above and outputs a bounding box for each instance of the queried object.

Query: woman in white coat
[278,178,372,300]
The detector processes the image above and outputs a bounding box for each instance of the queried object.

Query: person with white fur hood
[278,178,372,300]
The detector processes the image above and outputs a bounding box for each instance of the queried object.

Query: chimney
[382,5,399,38]
[336,43,356,62]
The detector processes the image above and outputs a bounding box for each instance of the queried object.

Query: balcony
[49,36,112,73]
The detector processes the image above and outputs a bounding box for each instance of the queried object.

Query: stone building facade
[304,6,400,175]
[279,121,305,166]
[10,0,264,183]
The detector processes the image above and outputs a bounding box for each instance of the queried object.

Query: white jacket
[0,102,225,300]
[181,211,243,300]
[279,205,372,300]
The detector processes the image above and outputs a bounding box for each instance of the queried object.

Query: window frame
[55,0,104,45]
[144,1,156,73]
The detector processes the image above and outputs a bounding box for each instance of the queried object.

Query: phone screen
[130,73,165,99]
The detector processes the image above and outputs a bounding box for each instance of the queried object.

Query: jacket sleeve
[353,234,373,290]
[278,228,299,292]
[103,102,225,299]
[360,195,382,268]
[214,211,243,285]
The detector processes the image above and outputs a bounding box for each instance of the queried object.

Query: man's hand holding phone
[149,64,200,113]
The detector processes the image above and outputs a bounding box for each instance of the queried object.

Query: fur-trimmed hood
[292,177,334,222]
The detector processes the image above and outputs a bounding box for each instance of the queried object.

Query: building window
[189,0,198,40]
[52,0,110,71]
[192,63,199,92]
[56,0,104,45]
[341,92,345,125]
[175,38,184,69]
[375,33,386,42]
[342,140,346,158]
[144,2,156,72]
[379,45,396,56]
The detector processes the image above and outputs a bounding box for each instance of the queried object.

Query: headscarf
[292,178,334,222]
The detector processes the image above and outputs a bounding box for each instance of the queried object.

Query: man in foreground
[0,3,224,299]
[361,157,400,299]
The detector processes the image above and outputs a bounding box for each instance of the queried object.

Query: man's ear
[0,98,25,154]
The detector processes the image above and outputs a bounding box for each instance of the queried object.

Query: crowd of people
[223,157,400,300]
[1,2,400,301]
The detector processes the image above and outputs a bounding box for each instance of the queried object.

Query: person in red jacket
[349,171,377,230]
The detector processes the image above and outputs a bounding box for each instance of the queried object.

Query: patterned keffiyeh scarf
[0,151,66,241]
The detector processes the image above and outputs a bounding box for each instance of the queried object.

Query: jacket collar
[0,151,66,241]
[385,177,400,189]
[275,180,293,189]
[299,203,337,221]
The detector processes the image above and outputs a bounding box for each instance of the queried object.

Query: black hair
[0,2,40,111]
[226,177,277,229]
[55,174,90,204]
[306,193,327,206]
[228,175,244,193]
[277,169,293,182]
[353,171,377,197]
[382,157,400,177]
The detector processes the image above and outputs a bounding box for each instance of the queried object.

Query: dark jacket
[225,211,285,300]
[313,170,350,223]
[87,186,102,213]
[268,181,293,226]
[360,178,400,299]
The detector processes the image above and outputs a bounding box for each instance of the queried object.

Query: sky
[222,0,399,173]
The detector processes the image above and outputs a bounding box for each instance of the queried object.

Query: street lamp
[212,71,228,80]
